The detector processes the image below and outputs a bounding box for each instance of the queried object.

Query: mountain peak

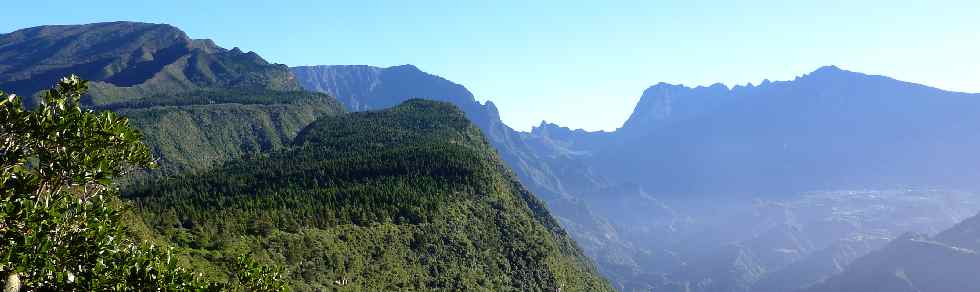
[620,81,736,132]
[799,65,865,81]
[814,65,843,72]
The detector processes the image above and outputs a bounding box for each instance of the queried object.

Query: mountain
[14,21,974,291]
[590,66,980,195]
[124,100,612,291]
[802,213,980,292]
[0,21,298,107]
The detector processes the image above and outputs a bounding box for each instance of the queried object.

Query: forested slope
[124,100,612,291]
[116,90,343,178]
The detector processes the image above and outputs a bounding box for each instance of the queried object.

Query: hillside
[124,100,612,291]
[116,90,344,178]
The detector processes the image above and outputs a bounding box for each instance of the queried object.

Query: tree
[0,76,285,291]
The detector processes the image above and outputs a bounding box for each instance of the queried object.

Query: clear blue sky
[3,0,978,131]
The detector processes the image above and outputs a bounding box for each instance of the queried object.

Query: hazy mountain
[292,65,475,112]
[532,66,980,291]
[125,100,613,290]
[590,66,980,195]
[803,213,980,292]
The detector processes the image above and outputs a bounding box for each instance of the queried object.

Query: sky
[2,0,979,131]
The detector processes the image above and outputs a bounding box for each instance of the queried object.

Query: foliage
[0,76,285,291]
[93,89,334,111]
[236,254,287,292]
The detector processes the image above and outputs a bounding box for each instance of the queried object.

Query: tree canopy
[0,76,284,291]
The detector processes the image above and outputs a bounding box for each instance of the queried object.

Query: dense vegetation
[116,90,344,180]
[0,76,284,290]
[94,89,334,110]
[124,100,612,291]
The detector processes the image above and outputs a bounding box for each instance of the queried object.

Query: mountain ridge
[0,21,299,106]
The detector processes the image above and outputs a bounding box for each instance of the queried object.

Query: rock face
[619,82,737,135]
[292,65,474,112]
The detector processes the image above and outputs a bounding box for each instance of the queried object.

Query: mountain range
[582,66,980,195]
[3,21,980,292]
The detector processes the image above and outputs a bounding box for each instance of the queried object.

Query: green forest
[125,99,610,291]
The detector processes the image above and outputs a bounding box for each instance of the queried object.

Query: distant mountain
[125,100,613,291]
[292,65,474,112]
[587,66,980,195]
[803,213,980,292]
[0,21,299,106]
